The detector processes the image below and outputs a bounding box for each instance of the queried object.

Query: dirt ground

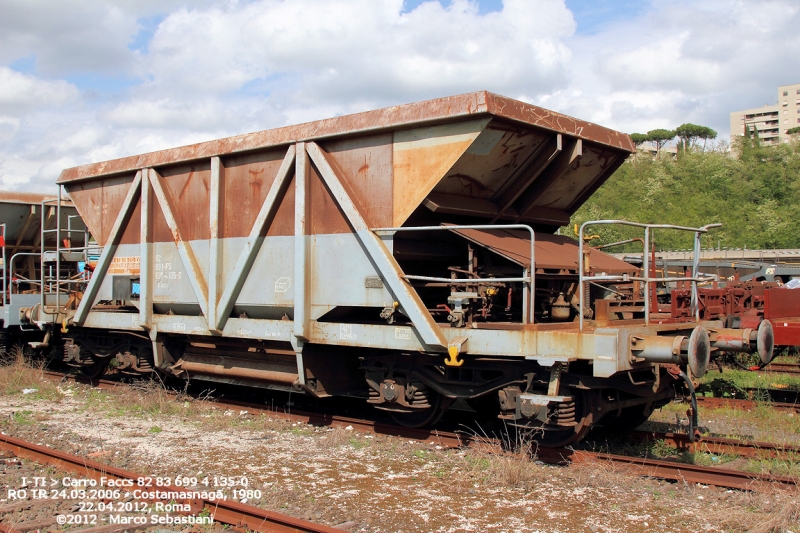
[1,365,799,533]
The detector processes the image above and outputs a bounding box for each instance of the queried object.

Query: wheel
[76,354,109,380]
[388,392,453,429]
[517,391,593,448]
[600,404,653,431]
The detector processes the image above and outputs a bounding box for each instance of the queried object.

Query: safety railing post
[579,219,721,331]
[1,223,5,306]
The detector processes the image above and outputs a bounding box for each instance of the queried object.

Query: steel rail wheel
[388,391,453,429]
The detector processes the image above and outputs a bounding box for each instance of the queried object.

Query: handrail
[578,220,721,331]
[372,223,536,324]
[39,189,91,313]
[1,222,5,306]
[8,253,41,296]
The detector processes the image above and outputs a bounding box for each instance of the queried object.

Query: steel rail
[628,430,800,460]
[541,449,799,491]
[39,371,799,491]
[761,362,800,375]
[696,395,800,414]
[0,434,339,533]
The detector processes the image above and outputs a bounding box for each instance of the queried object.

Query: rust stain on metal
[57,91,634,184]
[447,225,638,275]
[0,191,73,206]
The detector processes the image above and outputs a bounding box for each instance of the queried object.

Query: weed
[316,427,352,449]
[705,488,800,533]
[148,426,163,434]
[413,449,429,460]
[348,436,367,450]
[0,346,63,401]
[11,410,34,425]
[290,426,312,437]
[700,369,800,393]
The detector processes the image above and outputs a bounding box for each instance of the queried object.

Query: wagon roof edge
[57,90,634,184]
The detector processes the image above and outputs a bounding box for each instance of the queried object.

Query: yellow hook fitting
[445,345,464,367]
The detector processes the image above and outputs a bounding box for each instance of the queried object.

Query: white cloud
[1,0,799,192]
[0,67,78,114]
[141,0,575,103]
[561,0,800,134]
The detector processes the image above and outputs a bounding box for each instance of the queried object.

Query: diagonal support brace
[73,171,142,326]
[306,142,446,351]
[149,168,210,320]
[213,145,296,332]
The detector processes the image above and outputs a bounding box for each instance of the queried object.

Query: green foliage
[645,128,676,155]
[571,138,800,250]
[787,126,800,135]
[675,123,717,152]
[629,132,648,146]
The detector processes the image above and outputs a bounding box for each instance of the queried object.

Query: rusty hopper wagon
[16,91,771,445]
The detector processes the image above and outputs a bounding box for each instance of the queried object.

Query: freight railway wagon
[19,92,772,445]
[0,192,87,353]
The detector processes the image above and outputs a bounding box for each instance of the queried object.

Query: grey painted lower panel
[1,294,41,327]
[96,234,393,313]
[83,312,292,342]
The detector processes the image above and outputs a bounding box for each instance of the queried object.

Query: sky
[0,0,798,192]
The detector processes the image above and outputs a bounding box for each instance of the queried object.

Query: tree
[675,123,704,152]
[699,126,717,151]
[646,129,676,157]
[787,126,800,135]
[630,133,648,147]
[675,123,718,152]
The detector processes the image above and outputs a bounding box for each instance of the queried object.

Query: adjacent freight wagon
[6,92,773,445]
[0,191,87,352]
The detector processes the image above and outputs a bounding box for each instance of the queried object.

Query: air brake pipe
[176,356,299,385]
[677,370,700,443]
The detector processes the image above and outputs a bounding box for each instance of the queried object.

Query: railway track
[762,362,800,375]
[628,430,800,461]
[33,369,800,492]
[696,395,800,414]
[0,433,340,533]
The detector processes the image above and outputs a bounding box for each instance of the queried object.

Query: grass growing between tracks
[699,369,800,395]
[0,348,63,401]
[2,369,800,533]
[640,399,800,478]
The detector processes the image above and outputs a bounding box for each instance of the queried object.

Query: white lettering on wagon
[155,255,181,289]
[339,324,357,341]
[394,327,411,340]
[274,277,291,293]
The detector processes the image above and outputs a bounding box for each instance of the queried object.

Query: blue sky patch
[564,0,647,34]
[128,14,167,53]
[63,73,141,98]
[10,55,37,75]
[402,0,503,15]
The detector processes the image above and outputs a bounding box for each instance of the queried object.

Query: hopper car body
[1,92,772,445]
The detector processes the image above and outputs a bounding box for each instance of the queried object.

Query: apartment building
[730,83,800,146]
